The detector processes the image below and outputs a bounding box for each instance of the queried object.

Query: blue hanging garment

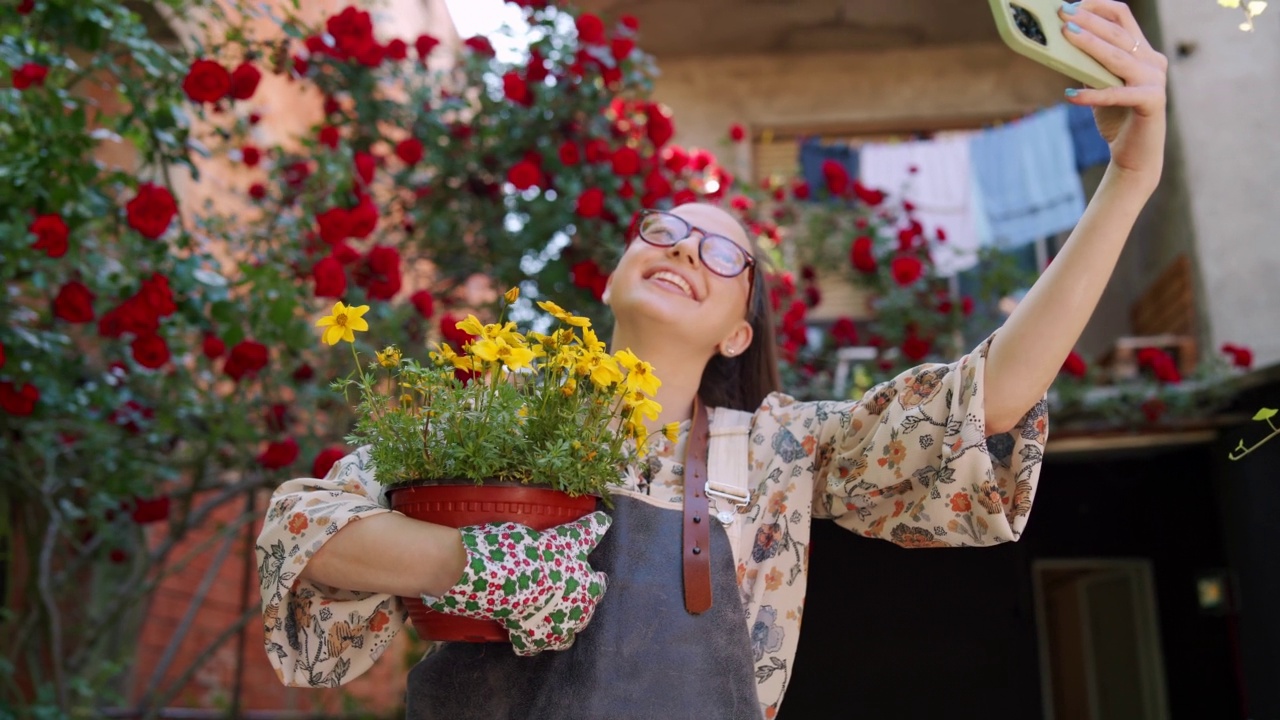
[969,105,1086,248]
[1066,102,1111,170]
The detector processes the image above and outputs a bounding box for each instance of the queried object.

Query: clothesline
[798,103,1110,277]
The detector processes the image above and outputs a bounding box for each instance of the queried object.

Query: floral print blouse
[256,334,1047,717]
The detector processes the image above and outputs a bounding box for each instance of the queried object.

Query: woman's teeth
[651,270,692,297]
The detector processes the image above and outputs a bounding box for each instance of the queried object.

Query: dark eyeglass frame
[629,209,758,311]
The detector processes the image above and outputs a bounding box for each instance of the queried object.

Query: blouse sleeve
[808,333,1048,547]
[255,446,408,688]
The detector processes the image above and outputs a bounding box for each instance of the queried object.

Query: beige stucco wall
[1152,0,1280,368]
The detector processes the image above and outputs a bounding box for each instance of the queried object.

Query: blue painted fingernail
[1067,21,1082,33]
[1062,2,1078,15]
[1065,88,1080,98]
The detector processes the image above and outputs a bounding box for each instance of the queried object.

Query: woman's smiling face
[606,203,755,354]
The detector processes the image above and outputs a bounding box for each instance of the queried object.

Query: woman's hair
[697,247,781,412]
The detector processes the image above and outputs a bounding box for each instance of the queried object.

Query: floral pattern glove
[425,511,612,656]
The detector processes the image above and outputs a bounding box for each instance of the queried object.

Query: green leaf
[268,296,296,326]
[1254,408,1278,422]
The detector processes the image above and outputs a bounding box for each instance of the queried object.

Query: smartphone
[989,0,1123,89]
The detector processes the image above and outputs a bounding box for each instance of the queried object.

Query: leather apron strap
[682,399,712,614]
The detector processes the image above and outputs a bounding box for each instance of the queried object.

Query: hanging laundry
[969,105,1085,249]
[799,137,859,200]
[1066,102,1111,170]
[860,134,982,276]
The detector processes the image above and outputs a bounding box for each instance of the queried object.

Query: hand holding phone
[990,0,1123,89]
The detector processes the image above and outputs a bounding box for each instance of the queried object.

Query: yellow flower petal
[348,316,369,332]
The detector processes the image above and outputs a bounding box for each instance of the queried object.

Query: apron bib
[405,493,763,720]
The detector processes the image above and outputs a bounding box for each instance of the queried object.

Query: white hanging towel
[859,134,982,277]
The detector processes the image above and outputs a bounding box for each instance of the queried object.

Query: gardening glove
[425,511,612,656]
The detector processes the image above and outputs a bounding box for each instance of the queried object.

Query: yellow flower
[504,287,520,304]
[399,393,414,410]
[560,377,578,396]
[623,419,648,446]
[430,343,460,366]
[537,300,591,328]
[488,321,523,346]
[663,422,679,442]
[625,392,662,422]
[471,336,536,371]
[616,349,661,397]
[315,302,370,346]
[376,346,402,368]
[581,326,605,355]
[456,314,486,340]
[589,353,624,390]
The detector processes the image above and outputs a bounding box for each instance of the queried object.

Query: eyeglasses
[630,210,757,307]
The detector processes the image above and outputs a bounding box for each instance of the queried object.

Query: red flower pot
[388,482,598,642]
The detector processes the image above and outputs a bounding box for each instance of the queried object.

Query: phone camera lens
[1010,4,1049,46]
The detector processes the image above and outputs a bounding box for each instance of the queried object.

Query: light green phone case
[989,0,1123,89]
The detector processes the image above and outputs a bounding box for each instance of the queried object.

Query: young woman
[256,2,1168,717]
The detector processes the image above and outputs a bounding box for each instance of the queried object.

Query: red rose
[584,138,611,164]
[53,281,95,323]
[29,213,69,258]
[645,103,674,149]
[570,259,602,290]
[619,181,634,199]
[503,71,532,106]
[17,0,34,14]
[526,49,549,82]
[642,168,672,205]
[728,123,746,143]
[853,181,886,206]
[129,495,171,525]
[576,13,606,44]
[265,403,290,432]
[1141,398,1167,423]
[672,188,697,205]
[805,285,822,307]
[902,332,932,361]
[12,62,48,90]
[0,340,5,370]
[248,112,261,124]
[415,34,440,60]
[1061,351,1087,378]
[409,290,434,319]
[831,317,859,347]
[125,183,177,239]
[395,137,424,165]
[258,437,299,470]
[182,59,230,103]
[97,299,158,339]
[312,447,347,478]
[248,182,266,200]
[0,381,39,416]
[1221,343,1254,370]
[318,125,340,149]
[850,236,877,273]
[558,141,581,166]
[385,38,408,61]
[138,273,176,317]
[347,198,379,238]
[621,14,639,30]
[440,312,476,350]
[330,241,360,264]
[464,36,495,56]
[224,339,269,381]
[357,244,402,300]
[241,145,261,167]
[284,161,311,188]
[228,61,261,100]
[689,149,714,172]
[131,334,170,369]
[961,296,974,316]
[110,400,154,434]
[937,227,948,242]
[821,159,849,196]
[292,363,314,382]
[611,146,641,176]
[1151,353,1181,384]
[575,188,605,218]
[507,160,542,190]
[890,256,923,286]
[611,36,636,63]
[292,55,309,76]
[354,151,377,185]
[730,195,753,212]
[202,333,225,359]
[316,206,352,244]
[326,6,376,61]
[662,145,688,173]
[312,255,347,298]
